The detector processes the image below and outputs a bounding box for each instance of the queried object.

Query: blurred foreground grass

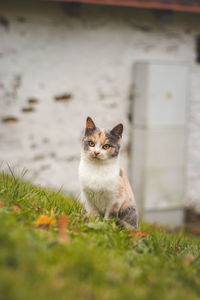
[0,172,200,300]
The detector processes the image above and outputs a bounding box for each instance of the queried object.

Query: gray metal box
[132,62,188,226]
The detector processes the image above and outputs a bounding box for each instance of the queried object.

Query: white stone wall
[0,0,200,210]
[188,65,200,211]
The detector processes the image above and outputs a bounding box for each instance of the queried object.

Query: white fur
[79,149,120,216]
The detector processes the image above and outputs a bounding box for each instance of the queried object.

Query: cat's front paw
[87,210,101,219]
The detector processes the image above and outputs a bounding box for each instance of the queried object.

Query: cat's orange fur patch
[107,147,116,156]
[86,118,95,130]
[99,131,107,145]
[118,167,135,205]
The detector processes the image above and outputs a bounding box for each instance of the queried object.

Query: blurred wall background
[0,0,200,223]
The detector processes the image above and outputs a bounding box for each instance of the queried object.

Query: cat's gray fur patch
[118,206,138,229]
[105,131,120,157]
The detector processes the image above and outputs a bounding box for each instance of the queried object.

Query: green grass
[0,171,200,300]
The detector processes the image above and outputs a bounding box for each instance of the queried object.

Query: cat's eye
[88,141,95,147]
[103,144,110,150]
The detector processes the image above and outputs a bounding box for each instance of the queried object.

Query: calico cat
[79,117,138,230]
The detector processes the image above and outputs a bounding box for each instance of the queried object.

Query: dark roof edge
[49,0,200,13]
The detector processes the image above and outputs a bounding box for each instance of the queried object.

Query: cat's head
[82,117,123,162]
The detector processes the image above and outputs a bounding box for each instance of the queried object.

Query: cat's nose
[94,151,100,156]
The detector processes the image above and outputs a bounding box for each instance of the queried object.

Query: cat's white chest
[79,156,119,214]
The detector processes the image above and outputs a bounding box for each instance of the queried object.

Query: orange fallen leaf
[58,215,69,244]
[36,215,56,228]
[128,231,149,238]
[171,245,181,252]
[12,204,21,212]
[183,254,195,267]
[0,200,4,207]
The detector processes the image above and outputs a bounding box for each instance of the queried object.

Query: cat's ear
[111,123,123,138]
[85,117,96,135]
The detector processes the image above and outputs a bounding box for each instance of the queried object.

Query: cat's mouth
[92,156,101,160]
[90,155,102,161]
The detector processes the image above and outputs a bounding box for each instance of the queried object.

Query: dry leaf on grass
[12,205,21,212]
[0,200,5,207]
[58,215,69,244]
[128,231,149,238]
[183,254,195,267]
[171,245,181,252]
[36,215,56,228]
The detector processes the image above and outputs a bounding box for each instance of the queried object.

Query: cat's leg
[104,202,119,220]
[85,200,100,217]
[80,191,95,214]
[81,190,101,218]
[118,202,138,230]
